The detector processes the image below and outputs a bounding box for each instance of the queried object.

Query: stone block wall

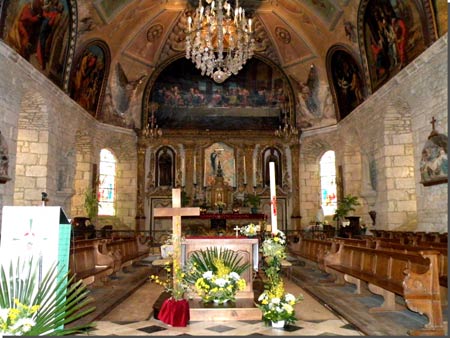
[0,42,137,231]
[300,34,448,232]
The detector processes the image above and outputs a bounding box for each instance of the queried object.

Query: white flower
[229,272,240,280]
[284,293,295,303]
[11,318,36,332]
[258,293,267,301]
[283,303,294,314]
[0,308,8,322]
[214,278,227,287]
[271,297,281,304]
[203,271,213,279]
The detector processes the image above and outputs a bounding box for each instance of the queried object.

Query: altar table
[181,236,258,299]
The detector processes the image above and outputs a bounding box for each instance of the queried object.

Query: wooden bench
[100,236,150,270]
[324,243,444,336]
[288,237,337,270]
[374,240,448,305]
[69,239,115,285]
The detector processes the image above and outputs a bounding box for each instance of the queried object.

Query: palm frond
[0,257,95,336]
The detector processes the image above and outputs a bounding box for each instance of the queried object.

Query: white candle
[243,156,247,184]
[193,155,197,184]
[269,162,277,233]
[252,156,257,187]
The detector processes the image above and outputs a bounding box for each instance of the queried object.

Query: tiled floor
[76,263,364,336]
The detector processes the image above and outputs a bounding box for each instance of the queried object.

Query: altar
[182,236,259,299]
[182,236,261,320]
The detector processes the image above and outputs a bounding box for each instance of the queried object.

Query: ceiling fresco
[0,0,446,132]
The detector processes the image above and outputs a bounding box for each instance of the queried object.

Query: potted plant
[333,194,360,236]
[245,193,261,214]
[84,188,100,223]
[333,194,360,222]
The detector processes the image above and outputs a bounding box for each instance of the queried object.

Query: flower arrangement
[0,257,95,336]
[0,299,40,335]
[240,223,259,237]
[184,247,250,304]
[215,201,226,209]
[193,261,246,304]
[261,229,287,266]
[150,259,188,301]
[257,281,303,326]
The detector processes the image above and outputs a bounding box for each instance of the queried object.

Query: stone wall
[0,42,137,231]
[300,34,448,232]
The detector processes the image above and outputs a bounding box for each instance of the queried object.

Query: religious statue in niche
[263,147,282,187]
[419,117,448,186]
[157,146,174,187]
[0,130,11,183]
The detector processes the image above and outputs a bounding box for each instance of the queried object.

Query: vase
[271,320,285,328]
[213,299,229,305]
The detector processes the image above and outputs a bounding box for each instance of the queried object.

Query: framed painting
[204,142,236,188]
[359,0,434,93]
[68,40,110,118]
[143,56,294,131]
[419,132,448,186]
[0,0,77,90]
[327,46,365,120]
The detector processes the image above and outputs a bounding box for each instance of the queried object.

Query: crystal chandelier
[185,0,255,83]
[275,103,299,140]
[144,103,162,138]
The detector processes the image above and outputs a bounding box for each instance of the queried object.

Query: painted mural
[363,0,427,91]
[144,57,292,131]
[204,142,236,188]
[69,40,110,118]
[0,0,72,88]
[329,49,365,120]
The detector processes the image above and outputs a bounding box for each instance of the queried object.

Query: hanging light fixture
[144,103,162,138]
[274,102,299,140]
[185,0,255,83]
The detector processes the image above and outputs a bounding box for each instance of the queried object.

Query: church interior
[0,0,448,336]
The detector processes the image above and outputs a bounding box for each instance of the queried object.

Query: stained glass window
[98,149,116,216]
[320,151,337,216]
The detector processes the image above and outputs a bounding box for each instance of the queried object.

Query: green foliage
[333,194,360,221]
[183,247,250,285]
[181,191,190,207]
[84,188,100,221]
[0,258,95,336]
[244,193,261,208]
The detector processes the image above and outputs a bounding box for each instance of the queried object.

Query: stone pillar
[290,139,301,232]
[136,142,146,233]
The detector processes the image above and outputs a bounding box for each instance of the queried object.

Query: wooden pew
[374,240,448,304]
[69,239,115,285]
[288,237,337,270]
[324,243,444,336]
[101,236,150,270]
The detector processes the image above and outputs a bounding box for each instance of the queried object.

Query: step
[189,298,262,321]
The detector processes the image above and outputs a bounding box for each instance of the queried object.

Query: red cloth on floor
[158,298,190,327]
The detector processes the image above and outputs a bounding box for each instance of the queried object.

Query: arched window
[320,151,337,216]
[98,149,116,216]
[263,147,282,187]
[156,146,175,187]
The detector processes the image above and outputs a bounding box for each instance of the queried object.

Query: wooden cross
[154,188,200,289]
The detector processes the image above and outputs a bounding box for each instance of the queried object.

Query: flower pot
[213,298,229,305]
[271,320,285,328]
[158,298,190,327]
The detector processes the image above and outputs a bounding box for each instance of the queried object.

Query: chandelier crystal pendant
[185,0,255,83]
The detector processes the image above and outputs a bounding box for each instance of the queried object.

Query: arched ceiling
[73,0,373,131]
